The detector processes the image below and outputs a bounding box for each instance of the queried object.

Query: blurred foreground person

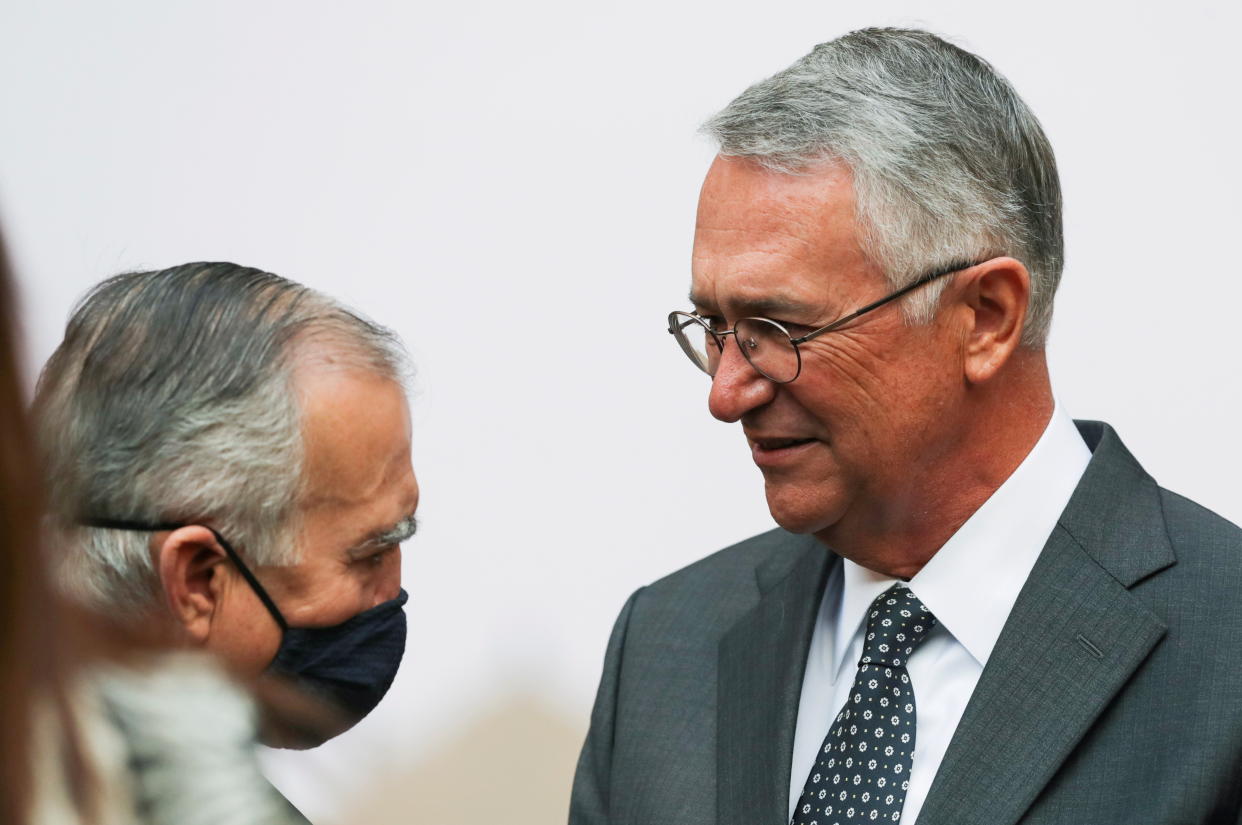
[573,28,1242,825]
[0,234,87,824]
[35,262,418,751]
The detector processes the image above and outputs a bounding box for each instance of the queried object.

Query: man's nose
[708,336,776,422]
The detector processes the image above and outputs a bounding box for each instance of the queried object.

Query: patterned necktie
[791,585,938,825]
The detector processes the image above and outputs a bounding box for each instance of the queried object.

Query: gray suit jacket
[571,421,1242,824]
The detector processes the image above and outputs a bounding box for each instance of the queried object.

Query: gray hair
[702,27,1062,346]
[34,262,411,618]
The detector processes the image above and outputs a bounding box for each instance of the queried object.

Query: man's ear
[154,526,229,644]
[955,257,1031,384]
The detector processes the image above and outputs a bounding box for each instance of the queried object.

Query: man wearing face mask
[34,263,418,764]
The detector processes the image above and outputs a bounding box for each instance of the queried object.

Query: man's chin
[763,484,842,536]
[253,676,352,750]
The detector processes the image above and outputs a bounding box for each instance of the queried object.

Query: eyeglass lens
[734,318,799,382]
[671,314,713,374]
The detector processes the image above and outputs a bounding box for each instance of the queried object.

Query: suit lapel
[915,422,1174,825]
[718,534,834,825]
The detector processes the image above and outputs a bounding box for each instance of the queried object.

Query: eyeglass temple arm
[791,263,972,346]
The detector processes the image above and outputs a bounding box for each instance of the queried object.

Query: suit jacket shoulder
[919,421,1242,825]
[634,527,815,630]
[571,527,827,825]
[1160,486,1242,563]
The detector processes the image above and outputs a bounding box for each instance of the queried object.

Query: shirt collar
[831,404,1091,679]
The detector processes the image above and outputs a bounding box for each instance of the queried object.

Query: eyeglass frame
[667,259,981,384]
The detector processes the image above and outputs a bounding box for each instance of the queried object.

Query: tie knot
[859,585,937,668]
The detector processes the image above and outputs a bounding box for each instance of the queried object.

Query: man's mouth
[749,436,819,468]
[753,437,818,451]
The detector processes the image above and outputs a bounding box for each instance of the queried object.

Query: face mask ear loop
[202,527,289,633]
[78,516,289,632]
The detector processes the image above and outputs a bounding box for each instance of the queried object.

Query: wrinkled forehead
[690,156,880,315]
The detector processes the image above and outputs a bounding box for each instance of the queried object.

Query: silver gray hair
[34,262,411,619]
[702,28,1063,347]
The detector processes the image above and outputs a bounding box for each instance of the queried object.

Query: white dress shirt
[787,405,1092,824]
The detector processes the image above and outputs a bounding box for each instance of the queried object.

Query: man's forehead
[691,157,874,315]
[298,371,409,479]
[696,155,854,220]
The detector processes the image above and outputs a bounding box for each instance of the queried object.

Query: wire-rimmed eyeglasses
[667,261,978,384]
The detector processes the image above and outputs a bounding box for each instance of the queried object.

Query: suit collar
[1059,420,1177,586]
[914,420,1171,825]
[718,532,834,825]
[754,532,827,593]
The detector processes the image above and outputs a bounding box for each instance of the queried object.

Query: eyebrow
[345,511,418,560]
[688,290,817,320]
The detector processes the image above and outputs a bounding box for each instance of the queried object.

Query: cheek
[370,550,403,604]
[298,553,402,619]
[790,349,896,445]
[208,592,285,676]
[801,330,954,427]
[798,332,894,401]
[273,559,371,628]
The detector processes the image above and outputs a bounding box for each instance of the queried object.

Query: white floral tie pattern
[791,585,938,825]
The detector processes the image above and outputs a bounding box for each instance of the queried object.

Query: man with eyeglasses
[572,28,1242,825]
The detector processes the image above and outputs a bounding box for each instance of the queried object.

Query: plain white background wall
[2,1,1239,821]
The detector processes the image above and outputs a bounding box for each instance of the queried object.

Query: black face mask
[80,517,408,747]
